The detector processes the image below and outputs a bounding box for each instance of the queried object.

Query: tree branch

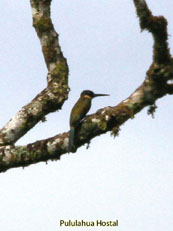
[0,0,173,172]
[0,0,69,146]
[0,60,172,172]
[133,0,171,64]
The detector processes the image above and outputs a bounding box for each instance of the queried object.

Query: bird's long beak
[93,93,109,97]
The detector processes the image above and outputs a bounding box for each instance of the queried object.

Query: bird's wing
[70,98,91,127]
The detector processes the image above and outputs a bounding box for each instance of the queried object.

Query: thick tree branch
[0,0,173,172]
[0,0,69,146]
[0,59,173,172]
[133,0,171,64]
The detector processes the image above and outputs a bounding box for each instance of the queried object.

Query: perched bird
[68,90,109,153]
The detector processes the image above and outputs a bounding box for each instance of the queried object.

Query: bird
[68,90,109,153]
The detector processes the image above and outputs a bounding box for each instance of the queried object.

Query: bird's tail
[68,127,75,153]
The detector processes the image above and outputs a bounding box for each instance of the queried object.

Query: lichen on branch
[0,0,69,146]
[133,0,171,64]
[0,0,173,172]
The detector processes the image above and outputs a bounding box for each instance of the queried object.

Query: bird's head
[81,90,109,99]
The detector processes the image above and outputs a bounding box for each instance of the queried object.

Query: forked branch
[0,0,173,172]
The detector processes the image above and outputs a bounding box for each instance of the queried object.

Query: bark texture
[0,0,173,172]
[0,0,69,146]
